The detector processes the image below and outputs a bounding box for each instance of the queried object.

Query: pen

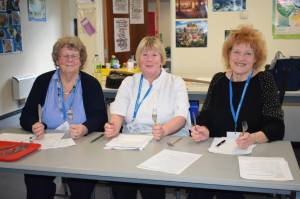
[29,135,37,143]
[216,139,226,147]
[90,133,104,143]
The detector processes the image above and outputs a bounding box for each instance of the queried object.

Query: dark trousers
[111,182,165,199]
[188,188,245,199]
[24,174,96,199]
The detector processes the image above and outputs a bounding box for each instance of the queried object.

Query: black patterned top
[198,71,284,141]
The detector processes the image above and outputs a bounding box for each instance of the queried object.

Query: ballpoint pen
[216,139,226,147]
[29,135,37,143]
[90,133,104,143]
[167,137,183,147]
[189,112,197,135]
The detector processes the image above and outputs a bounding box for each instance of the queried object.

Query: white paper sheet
[104,134,153,150]
[208,137,256,155]
[56,121,70,131]
[137,149,201,175]
[0,132,75,150]
[239,156,293,181]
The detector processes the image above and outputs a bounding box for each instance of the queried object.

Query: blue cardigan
[20,70,108,133]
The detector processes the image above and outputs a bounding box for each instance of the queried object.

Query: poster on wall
[213,0,246,12]
[272,0,300,39]
[130,0,144,24]
[176,20,208,47]
[0,0,22,54]
[28,0,46,22]
[114,18,130,52]
[113,0,128,14]
[176,0,208,19]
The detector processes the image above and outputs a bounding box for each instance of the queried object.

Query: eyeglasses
[60,54,80,60]
[230,49,254,59]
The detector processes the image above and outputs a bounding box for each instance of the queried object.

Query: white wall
[160,1,171,47]
[77,0,105,75]
[148,0,171,47]
[170,0,300,77]
[0,0,65,115]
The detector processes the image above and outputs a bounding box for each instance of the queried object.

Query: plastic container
[93,54,102,81]
[110,55,120,69]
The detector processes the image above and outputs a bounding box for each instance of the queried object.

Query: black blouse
[198,71,284,141]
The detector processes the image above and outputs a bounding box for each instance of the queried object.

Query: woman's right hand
[32,122,45,140]
[104,122,119,138]
[190,125,209,142]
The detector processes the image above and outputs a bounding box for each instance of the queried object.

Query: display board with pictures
[0,0,22,54]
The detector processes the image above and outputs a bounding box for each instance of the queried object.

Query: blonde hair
[52,36,87,70]
[222,24,267,70]
[135,36,166,67]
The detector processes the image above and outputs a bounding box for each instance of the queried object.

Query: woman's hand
[104,122,119,138]
[69,124,88,139]
[32,122,45,140]
[152,124,166,140]
[190,125,209,142]
[236,132,256,149]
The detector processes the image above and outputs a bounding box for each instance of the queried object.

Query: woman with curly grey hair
[20,36,107,199]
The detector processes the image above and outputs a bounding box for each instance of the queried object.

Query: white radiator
[12,74,36,100]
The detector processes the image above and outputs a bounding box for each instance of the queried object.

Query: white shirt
[110,69,191,136]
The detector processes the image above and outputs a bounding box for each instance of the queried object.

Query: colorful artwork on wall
[272,0,300,39]
[213,0,246,12]
[28,0,46,22]
[176,20,208,47]
[176,0,208,19]
[0,0,22,54]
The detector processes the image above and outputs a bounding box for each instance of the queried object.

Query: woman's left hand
[236,132,256,149]
[152,124,166,140]
[69,124,88,139]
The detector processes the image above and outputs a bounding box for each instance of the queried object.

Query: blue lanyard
[229,70,253,131]
[133,75,152,120]
[57,70,79,121]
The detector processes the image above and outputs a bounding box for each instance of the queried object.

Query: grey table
[1,129,300,198]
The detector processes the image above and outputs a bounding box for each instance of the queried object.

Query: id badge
[126,121,138,133]
[126,121,151,134]
[227,131,241,139]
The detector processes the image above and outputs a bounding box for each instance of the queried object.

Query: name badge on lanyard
[229,70,253,132]
[132,75,152,122]
[57,70,79,123]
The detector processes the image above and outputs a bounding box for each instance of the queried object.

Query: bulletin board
[0,0,22,54]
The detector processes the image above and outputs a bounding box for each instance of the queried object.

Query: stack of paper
[239,156,293,181]
[208,137,256,155]
[137,149,201,174]
[0,133,75,150]
[104,134,153,150]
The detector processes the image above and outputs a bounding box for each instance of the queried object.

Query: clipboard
[0,141,41,162]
